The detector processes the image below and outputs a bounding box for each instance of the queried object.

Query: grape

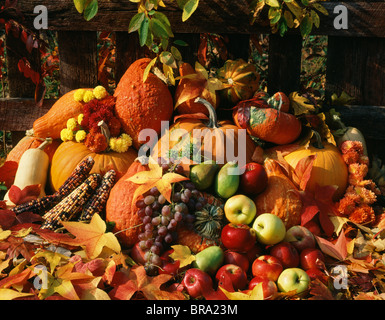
[174,211,183,222]
[158,194,166,205]
[144,195,155,205]
[142,216,151,225]
[162,164,170,172]
[145,206,153,216]
[181,193,189,203]
[136,199,146,208]
[195,202,203,211]
[152,216,161,226]
[151,244,161,256]
[138,233,146,241]
[139,241,147,250]
[174,164,184,175]
[184,188,192,198]
[150,254,162,266]
[151,201,161,211]
[172,192,181,202]
[145,239,154,248]
[144,229,153,238]
[137,208,146,218]
[150,186,160,196]
[161,216,169,226]
[145,223,153,232]
[164,233,173,244]
[174,203,183,213]
[161,205,171,216]
[158,226,167,237]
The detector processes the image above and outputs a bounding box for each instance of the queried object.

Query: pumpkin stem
[311,130,325,150]
[194,97,219,129]
[37,138,52,150]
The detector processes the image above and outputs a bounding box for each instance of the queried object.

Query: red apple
[182,268,214,299]
[215,264,248,291]
[269,241,300,268]
[251,255,283,282]
[304,220,321,236]
[245,243,263,263]
[130,242,146,265]
[284,225,316,252]
[248,276,278,300]
[221,223,257,252]
[224,250,250,272]
[300,248,325,270]
[306,268,329,285]
[240,162,268,195]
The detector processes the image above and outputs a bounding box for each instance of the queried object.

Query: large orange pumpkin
[6,136,61,163]
[114,58,174,150]
[284,133,348,200]
[49,141,137,192]
[105,159,148,248]
[31,89,90,139]
[254,158,302,229]
[174,62,219,116]
[152,98,255,166]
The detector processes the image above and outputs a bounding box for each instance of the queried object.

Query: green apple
[224,194,257,225]
[252,213,286,245]
[277,268,310,294]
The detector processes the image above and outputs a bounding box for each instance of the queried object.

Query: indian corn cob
[78,170,116,222]
[41,173,101,230]
[11,156,95,215]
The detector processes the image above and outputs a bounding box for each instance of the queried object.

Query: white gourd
[4,139,51,206]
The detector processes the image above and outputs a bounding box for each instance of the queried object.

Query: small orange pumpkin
[49,141,137,192]
[105,158,148,248]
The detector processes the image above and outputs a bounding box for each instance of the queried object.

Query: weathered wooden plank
[326,37,385,106]
[267,34,302,95]
[57,31,98,94]
[3,1,385,37]
[0,98,53,131]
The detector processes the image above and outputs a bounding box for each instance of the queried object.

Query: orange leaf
[0,161,18,189]
[8,184,41,205]
[315,231,348,261]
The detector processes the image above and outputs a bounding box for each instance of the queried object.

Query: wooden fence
[1,1,385,158]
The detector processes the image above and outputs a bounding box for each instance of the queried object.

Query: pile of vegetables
[1,57,385,301]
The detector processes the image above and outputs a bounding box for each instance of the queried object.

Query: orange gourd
[114,58,174,150]
[284,132,348,200]
[31,89,89,139]
[174,62,218,116]
[6,136,61,163]
[254,158,302,229]
[153,98,255,166]
[105,159,148,247]
[233,106,302,145]
[49,141,137,192]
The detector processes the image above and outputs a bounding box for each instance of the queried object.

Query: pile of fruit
[1,57,385,300]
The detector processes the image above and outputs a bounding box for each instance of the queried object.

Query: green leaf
[160,51,177,68]
[83,0,98,21]
[174,39,188,47]
[286,0,303,20]
[300,14,313,38]
[150,18,172,39]
[128,12,145,33]
[312,3,329,16]
[311,10,320,28]
[74,0,87,13]
[153,12,174,37]
[269,7,281,24]
[182,0,199,22]
[171,46,182,61]
[278,17,288,36]
[301,0,309,6]
[284,9,294,28]
[266,0,280,7]
[138,16,150,47]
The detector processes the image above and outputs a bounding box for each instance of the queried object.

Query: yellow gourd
[4,139,51,206]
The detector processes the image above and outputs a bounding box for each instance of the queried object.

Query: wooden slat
[267,34,302,95]
[58,31,98,94]
[3,1,385,37]
[326,37,385,106]
[0,98,53,131]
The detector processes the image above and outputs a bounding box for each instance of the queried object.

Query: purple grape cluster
[135,161,207,275]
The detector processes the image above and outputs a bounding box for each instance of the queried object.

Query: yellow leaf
[289,91,316,116]
[61,214,121,259]
[32,250,70,273]
[330,216,348,236]
[0,228,11,241]
[0,288,34,300]
[219,283,264,300]
[13,227,32,238]
[169,245,196,268]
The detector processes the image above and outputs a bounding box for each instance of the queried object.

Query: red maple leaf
[300,184,339,237]
[0,161,18,189]
[8,184,41,205]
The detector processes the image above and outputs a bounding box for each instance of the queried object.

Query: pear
[189,160,219,191]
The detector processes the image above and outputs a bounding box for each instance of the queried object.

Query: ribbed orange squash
[174,62,218,116]
[217,59,259,105]
[284,134,348,200]
[105,159,148,248]
[32,89,89,139]
[114,58,174,150]
[49,141,137,192]
[254,159,302,229]
[6,136,61,163]
[233,106,302,145]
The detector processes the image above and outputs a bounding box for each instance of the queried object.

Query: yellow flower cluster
[109,133,133,153]
[73,85,108,103]
[60,114,86,143]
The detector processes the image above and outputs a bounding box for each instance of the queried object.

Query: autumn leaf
[169,245,196,268]
[0,288,34,300]
[0,161,18,189]
[127,158,189,204]
[289,91,316,116]
[32,250,69,273]
[308,279,335,300]
[219,283,264,300]
[7,184,41,205]
[315,231,348,261]
[300,184,339,237]
[60,214,121,259]
[109,265,185,300]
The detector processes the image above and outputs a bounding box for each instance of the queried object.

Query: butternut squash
[4,139,51,206]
